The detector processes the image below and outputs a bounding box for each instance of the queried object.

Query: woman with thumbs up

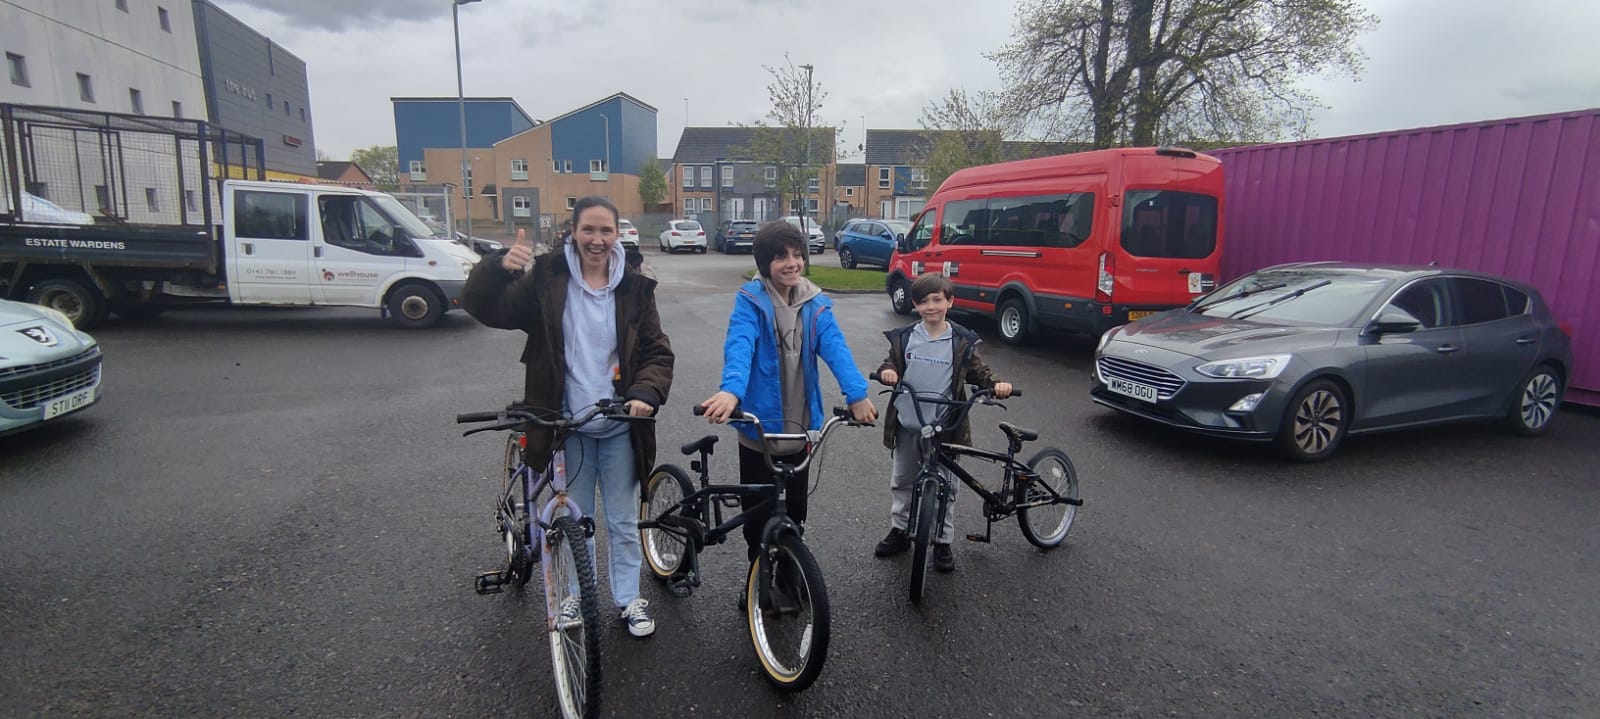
[462,195,675,638]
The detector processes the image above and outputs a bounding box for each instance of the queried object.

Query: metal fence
[0,103,263,227]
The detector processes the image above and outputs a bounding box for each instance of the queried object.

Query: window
[1503,285,1530,315]
[764,166,777,188]
[171,101,183,118]
[94,185,111,213]
[982,193,1095,248]
[235,191,307,240]
[906,209,936,251]
[562,160,572,173]
[1387,279,1453,329]
[511,159,528,181]
[317,197,407,255]
[682,165,694,188]
[895,197,925,220]
[144,188,160,212]
[806,198,819,212]
[512,196,531,217]
[910,168,928,191]
[116,0,128,11]
[844,187,855,197]
[266,92,273,109]
[941,200,989,246]
[1121,190,1218,259]
[184,190,198,212]
[463,167,472,197]
[129,88,144,114]
[808,176,820,192]
[6,53,27,88]
[158,6,171,32]
[700,197,713,212]
[683,198,695,215]
[284,101,291,116]
[699,166,712,189]
[1453,278,1513,325]
[722,166,734,188]
[408,160,425,181]
[299,107,306,122]
[590,159,606,173]
[77,73,94,103]
[878,167,891,189]
[566,196,577,210]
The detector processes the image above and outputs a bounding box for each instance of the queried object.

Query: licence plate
[43,387,96,420]
[1107,377,1159,404]
[1127,310,1156,321]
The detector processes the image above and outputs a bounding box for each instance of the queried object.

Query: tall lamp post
[453,0,481,244]
[799,63,815,235]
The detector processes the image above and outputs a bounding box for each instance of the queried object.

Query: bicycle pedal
[474,571,506,595]
[964,533,991,544]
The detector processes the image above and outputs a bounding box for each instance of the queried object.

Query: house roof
[1002,140,1094,159]
[864,130,931,166]
[836,163,866,186]
[673,126,837,164]
[544,92,658,125]
[315,161,368,181]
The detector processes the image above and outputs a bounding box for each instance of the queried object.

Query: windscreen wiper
[1191,281,1288,311]
[1227,280,1333,320]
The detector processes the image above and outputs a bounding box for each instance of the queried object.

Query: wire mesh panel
[0,103,264,227]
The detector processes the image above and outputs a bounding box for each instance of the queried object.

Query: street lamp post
[453,0,481,244]
[799,63,815,235]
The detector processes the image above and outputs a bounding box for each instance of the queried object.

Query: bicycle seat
[681,435,719,456]
[998,422,1038,443]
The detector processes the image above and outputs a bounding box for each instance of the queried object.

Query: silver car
[0,299,103,436]
[1091,262,1572,461]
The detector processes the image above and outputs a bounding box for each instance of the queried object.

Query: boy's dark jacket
[462,248,674,480]
[876,321,999,450]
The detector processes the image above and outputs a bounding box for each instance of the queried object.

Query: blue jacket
[719,279,871,442]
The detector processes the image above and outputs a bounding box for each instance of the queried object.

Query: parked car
[780,215,826,253]
[836,219,912,270]
[0,298,103,437]
[715,220,760,253]
[618,218,641,249]
[1090,262,1573,462]
[659,220,706,253]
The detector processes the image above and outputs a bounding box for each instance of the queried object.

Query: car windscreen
[732,222,759,231]
[677,221,702,231]
[883,220,912,235]
[373,195,437,239]
[1194,271,1391,326]
[619,220,634,229]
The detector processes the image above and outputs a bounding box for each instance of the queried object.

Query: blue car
[836,219,911,269]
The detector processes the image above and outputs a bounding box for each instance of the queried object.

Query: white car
[780,215,827,254]
[618,219,641,249]
[659,220,706,253]
[0,299,103,437]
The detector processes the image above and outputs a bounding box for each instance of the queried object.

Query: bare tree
[991,0,1379,148]
[918,89,1019,194]
[741,59,835,223]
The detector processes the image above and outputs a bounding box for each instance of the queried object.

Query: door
[1450,277,1542,415]
[730,197,745,220]
[1360,279,1468,427]
[753,197,769,221]
[879,199,892,219]
[1117,189,1220,309]
[228,188,314,304]
[315,194,409,306]
[898,208,940,280]
[934,198,991,311]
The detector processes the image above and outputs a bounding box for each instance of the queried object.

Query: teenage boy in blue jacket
[700,221,878,564]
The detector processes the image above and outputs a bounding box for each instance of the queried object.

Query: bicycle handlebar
[692,402,871,476]
[456,399,652,437]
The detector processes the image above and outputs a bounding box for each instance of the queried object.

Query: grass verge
[742,264,886,292]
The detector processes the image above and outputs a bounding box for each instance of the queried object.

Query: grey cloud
[220,0,461,31]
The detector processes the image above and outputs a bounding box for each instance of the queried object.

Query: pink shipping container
[1209,109,1600,406]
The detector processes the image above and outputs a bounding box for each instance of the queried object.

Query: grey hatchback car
[1091,262,1572,461]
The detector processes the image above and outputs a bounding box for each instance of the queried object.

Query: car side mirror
[1369,307,1421,335]
[896,237,910,253]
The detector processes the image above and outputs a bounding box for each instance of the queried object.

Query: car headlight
[458,259,474,275]
[1195,354,1292,380]
[1096,328,1117,352]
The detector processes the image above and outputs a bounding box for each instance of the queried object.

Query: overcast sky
[210,0,1600,161]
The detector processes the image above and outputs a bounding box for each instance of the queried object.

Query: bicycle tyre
[909,475,940,605]
[548,516,602,719]
[746,532,830,692]
[505,431,543,573]
[640,464,694,580]
[1016,448,1080,549]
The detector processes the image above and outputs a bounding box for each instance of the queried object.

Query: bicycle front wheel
[908,475,940,605]
[640,464,694,580]
[547,516,602,719]
[746,532,830,692]
[1016,448,1080,549]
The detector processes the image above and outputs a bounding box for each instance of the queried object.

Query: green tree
[991,0,1378,148]
[349,145,399,189]
[918,88,1017,194]
[637,157,668,208]
[739,60,835,221]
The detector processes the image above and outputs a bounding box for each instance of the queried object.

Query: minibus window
[1121,190,1217,259]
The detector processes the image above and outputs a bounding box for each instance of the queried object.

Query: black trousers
[738,444,809,562]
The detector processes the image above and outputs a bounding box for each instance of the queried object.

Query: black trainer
[875,528,911,557]
[932,543,955,573]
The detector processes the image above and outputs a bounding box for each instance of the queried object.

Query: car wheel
[889,278,913,315]
[387,283,445,329]
[997,297,1032,345]
[839,247,857,269]
[697,247,707,254]
[27,277,108,329]
[1276,378,1347,462]
[1505,364,1562,436]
